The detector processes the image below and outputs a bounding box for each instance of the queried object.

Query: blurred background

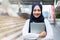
[0,0,60,40]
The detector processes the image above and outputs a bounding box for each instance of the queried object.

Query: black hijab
[29,3,45,33]
[30,3,44,23]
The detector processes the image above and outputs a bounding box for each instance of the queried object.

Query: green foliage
[55,13,60,18]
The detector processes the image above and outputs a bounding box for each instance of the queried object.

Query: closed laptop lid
[30,23,45,34]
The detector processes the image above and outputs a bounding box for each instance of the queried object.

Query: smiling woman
[23,3,47,40]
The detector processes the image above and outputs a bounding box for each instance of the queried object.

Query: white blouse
[22,19,54,39]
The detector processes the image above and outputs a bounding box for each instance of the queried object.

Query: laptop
[30,23,46,34]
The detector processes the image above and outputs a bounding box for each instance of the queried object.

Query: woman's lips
[35,14,40,16]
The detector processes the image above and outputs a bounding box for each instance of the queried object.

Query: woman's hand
[38,31,47,38]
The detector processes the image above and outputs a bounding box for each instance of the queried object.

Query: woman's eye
[33,10,36,11]
[33,9,41,12]
[38,10,41,11]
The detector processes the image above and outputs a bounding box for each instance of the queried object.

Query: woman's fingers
[38,31,46,38]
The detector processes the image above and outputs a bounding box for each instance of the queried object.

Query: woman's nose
[35,11,39,13]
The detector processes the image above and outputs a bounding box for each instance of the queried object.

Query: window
[42,0,54,5]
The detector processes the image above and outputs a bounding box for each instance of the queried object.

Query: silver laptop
[30,23,45,34]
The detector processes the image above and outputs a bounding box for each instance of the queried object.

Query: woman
[23,3,47,39]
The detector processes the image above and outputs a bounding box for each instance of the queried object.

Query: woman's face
[33,5,41,18]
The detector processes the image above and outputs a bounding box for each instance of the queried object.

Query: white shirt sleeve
[44,18,54,39]
[22,19,30,36]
